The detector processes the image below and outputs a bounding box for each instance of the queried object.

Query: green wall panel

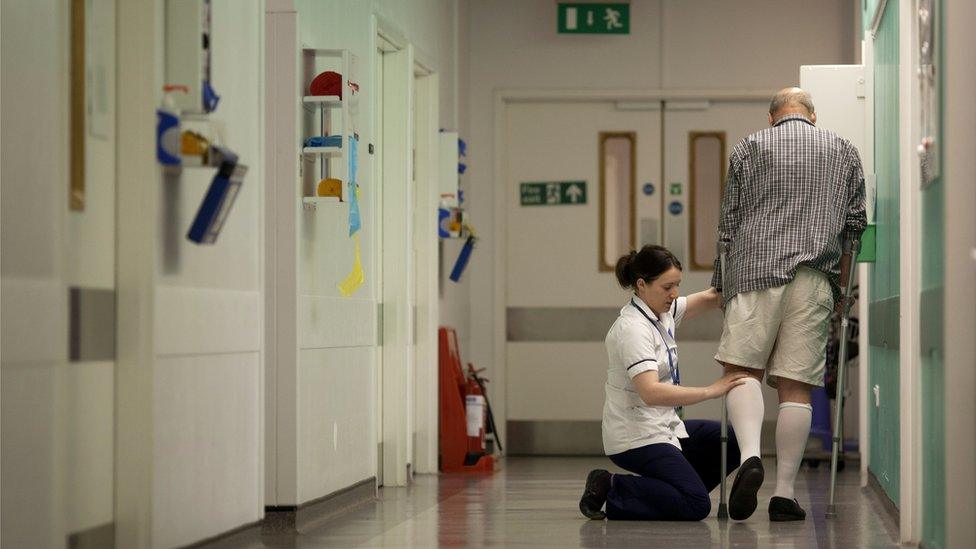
[868,0,901,506]
[920,2,946,546]
[869,346,901,498]
[922,345,945,548]
[920,182,945,549]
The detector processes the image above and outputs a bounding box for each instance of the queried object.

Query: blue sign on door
[668,201,683,215]
[643,183,655,196]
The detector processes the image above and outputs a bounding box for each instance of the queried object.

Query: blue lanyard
[630,299,680,386]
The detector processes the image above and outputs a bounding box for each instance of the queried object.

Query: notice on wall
[520,181,587,206]
[337,234,365,297]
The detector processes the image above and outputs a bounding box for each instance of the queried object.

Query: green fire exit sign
[558,3,630,34]
[520,182,587,206]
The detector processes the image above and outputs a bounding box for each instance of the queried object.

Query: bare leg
[776,376,813,405]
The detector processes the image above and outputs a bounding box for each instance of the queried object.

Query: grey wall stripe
[506,307,723,342]
[506,420,786,457]
[69,287,116,362]
[506,420,603,455]
[67,522,114,549]
[640,217,659,246]
[868,295,900,350]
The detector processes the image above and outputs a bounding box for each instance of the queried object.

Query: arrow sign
[566,184,583,203]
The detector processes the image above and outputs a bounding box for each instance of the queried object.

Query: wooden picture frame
[70,0,86,211]
[688,131,727,270]
[598,131,637,272]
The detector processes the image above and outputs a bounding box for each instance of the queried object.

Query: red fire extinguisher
[464,375,487,464]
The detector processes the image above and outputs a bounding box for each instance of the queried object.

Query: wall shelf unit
[302,95,341,106]
[302,196,346,211]
[302,146,342,157]
[299,47,358,205]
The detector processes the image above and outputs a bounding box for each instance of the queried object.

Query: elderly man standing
[713,88,866,522]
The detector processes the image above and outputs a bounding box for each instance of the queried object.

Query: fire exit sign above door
[558,3,630,34]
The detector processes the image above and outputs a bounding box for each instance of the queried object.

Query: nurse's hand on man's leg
[706,372,752,399]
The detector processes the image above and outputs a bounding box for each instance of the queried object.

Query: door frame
[489,88,775,449]
[412,62,440,475]
[896,0,923,541]
[374,14,415,487]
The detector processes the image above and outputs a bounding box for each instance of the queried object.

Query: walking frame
[717,240,730,521]
[826,238,860,518]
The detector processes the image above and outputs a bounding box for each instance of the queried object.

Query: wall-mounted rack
[299,47,358,207]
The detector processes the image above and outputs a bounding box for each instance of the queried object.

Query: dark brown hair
[614,245,682,290]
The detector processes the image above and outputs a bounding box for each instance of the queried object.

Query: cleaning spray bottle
[157,84,188,166]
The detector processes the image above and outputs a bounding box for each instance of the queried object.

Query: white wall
[151,1,266,546]
[266,0,461,502]
[1,1,116,547]
[439,238,472,354]
[113,0,265,546]
[4,0,452,545]
[466,0,857,438]
[443,0,472,353]
[944,1,976,546]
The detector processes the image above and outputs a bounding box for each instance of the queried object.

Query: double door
[502,99,768,453]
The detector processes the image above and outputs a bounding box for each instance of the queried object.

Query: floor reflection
[201,457,900,548]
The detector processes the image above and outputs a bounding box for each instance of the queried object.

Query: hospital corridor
[1,1,973,548]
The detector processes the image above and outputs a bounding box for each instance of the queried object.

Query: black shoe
[729,456,764,520]
[768,496,806,521]
[579,469,611,520]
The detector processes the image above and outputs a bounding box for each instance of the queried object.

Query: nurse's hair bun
[614,245,682,290]
[614,250,638,288]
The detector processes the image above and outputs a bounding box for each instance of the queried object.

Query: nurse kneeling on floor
[579,245,749,521]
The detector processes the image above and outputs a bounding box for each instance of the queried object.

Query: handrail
[870,0,890,37]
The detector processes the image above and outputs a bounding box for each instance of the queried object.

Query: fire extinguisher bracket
[438,327,496,473]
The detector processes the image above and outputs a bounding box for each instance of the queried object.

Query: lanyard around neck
[630,299,680,386]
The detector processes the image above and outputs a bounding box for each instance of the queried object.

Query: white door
[373,45,386,485]
[503,101,662,454]
[411,69,440,474]
[661,100,775,422]
[502,99,777,453]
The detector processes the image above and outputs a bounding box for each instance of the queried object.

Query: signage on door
[557,3,629,34]
[520,181,587,206]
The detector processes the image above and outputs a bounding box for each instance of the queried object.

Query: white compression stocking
[773,402,813,499]
[726,376,764,462]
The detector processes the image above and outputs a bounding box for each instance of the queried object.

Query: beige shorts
[715,267,833,388]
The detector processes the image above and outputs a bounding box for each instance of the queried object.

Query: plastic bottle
[157,85,188,166]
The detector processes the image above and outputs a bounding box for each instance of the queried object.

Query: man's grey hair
[768,88,816,117]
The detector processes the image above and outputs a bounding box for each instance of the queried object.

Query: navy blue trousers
[605,420,740,521]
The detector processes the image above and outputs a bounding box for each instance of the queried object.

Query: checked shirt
[711,114,867,302]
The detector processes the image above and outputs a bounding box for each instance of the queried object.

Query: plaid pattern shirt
[711,114,867,302]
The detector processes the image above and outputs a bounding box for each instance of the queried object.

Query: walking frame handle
[717,240,730,521]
